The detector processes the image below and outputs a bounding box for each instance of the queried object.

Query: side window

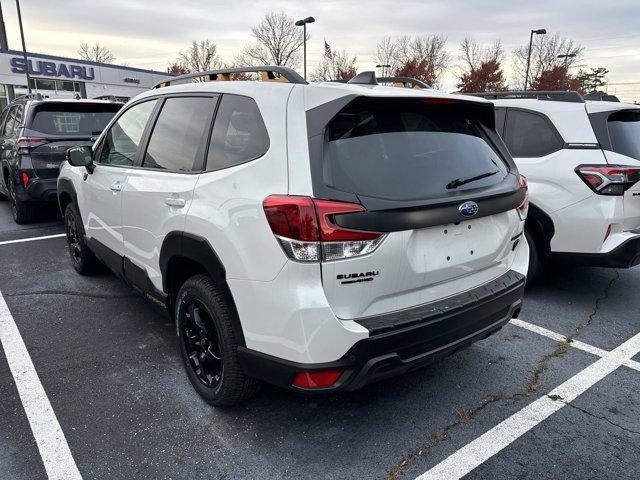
[206,95,269,171]
[13,105,23,134]
[99,100,157,166]
[2,106,17,137]
[0,108,9,136]
[142,96,217,172]
[504,109,563,158]
[494,108,506,137]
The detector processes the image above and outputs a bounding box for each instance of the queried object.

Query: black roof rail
[465,90,585,104]
[583,91,621,103]
[377,77,430,89]
[16,92,46,101]
[152,66,307,89]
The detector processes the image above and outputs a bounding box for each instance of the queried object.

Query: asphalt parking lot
[0,201,639,480]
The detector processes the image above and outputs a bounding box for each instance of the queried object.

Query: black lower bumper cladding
[550,235,640,269]
[238,270,526,392]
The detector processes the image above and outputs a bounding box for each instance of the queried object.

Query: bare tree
[311,50,358,82]
[374,35,450,87]
[236,11,306,68]
[176,40,222,74]
[511,34,584,89]
[78,43,115,64]
[456,38,507,92]
[459,38,503,72]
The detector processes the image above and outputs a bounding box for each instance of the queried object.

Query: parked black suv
[0,95,122,223]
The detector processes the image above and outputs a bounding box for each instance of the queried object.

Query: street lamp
[15,0,32,94]
[295,16,315,80]
[524,28,547,90]
[376,64,391,78]
[558,53,577,69]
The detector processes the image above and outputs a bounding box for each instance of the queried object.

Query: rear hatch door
[313,96,524,319]
[25,102,121,178]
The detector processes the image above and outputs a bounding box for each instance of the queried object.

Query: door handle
[165,197,186,208]
[110,182,122,192]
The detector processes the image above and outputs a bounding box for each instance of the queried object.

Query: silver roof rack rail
[152,66,307,89]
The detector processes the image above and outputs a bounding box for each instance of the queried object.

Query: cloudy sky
[1,0,638,100]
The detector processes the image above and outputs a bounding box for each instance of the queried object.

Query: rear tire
[176,274,261,407]
[64,203,99,275]
[8,179,36,224]
[525,229,542,284]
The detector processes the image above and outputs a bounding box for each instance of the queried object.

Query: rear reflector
[517,174,529,220]
[263,195,385,262]
[292,370,343,389]
[575,165,640,196]
[20,171,30,187]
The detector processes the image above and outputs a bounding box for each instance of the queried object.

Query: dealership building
[0,49,171,109]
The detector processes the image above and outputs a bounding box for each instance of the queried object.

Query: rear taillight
[575,165,640,196]
[17,136,47,155]
[20,171,30,187]
[263,195,386,262]
[517,174,529,220]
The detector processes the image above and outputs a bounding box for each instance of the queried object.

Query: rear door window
[323,97,509,201]
[206,94,269,171]
[607,110,640,160]
[29,103,121,136]
[99,100,157,166]
[1,106,17,136]
[503,109,563,158]
[142,96,217,172]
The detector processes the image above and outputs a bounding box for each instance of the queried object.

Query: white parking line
[415,328,640,480]
[0,292,82,480]
[0,233,65,246]
[511,318,640,372]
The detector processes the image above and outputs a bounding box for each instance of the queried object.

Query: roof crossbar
[377,77,430,89]
[152,66,307,89]
[466,91,585,103]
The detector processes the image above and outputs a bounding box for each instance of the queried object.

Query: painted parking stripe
[415,329,640,480]
[511,318,640,372]
[0,233,65,247]
[0,292,82,480]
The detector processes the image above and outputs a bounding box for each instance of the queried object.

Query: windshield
[30,103,122,136]
[608,110,640,160]
[324,97,509,202]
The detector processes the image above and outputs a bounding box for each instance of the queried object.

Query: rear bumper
[549,234,640,269]
[16,177,58,202]
[238,270,525,392]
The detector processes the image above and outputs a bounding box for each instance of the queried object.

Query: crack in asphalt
[385,270,620,480]
[548,395,640,436]
[4,290,138,300]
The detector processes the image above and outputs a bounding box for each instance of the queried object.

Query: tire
[525,229,542,284]
[176,274,261,406]
[64,202,99,275]
[8,178,36,224]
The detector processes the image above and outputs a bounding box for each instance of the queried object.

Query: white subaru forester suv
[469,91,640,280]
[59,67,529,406]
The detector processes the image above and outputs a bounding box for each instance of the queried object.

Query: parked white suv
[58,67,529,406]
[469,91,640,279]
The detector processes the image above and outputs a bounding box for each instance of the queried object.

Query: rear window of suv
[324,97,509,201]
[30,103,122,136]
[608,110,640,160]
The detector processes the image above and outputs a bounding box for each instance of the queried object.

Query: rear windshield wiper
[446,170,499,190]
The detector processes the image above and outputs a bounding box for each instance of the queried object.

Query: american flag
[324,40,333,59]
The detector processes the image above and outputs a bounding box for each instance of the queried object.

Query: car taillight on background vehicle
[263,195,386,262]
[20,171,30,187]
[17,136,47,155]
[517,174,529,220]
[575,165,640,196]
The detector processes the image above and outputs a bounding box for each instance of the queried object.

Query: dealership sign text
[10,57,95,80]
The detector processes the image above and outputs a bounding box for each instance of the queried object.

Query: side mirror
[66,146,94,173]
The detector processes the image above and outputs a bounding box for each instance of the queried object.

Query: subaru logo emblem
[458,201,479,217]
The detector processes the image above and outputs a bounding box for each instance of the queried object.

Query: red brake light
[292,370,343,389]
[263,195,385,262]
[422,98,455,105]
[17,136,47,155]
[576,165,640,196]
[20,171,30,187]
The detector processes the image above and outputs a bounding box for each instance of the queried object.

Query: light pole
[376,64,390,78]
[524,28,546,90]
[15,0,32,94]
[295,16,315,80]
[558,53,577,69]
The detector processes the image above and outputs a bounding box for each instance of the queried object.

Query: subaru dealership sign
[10,57,96,80]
